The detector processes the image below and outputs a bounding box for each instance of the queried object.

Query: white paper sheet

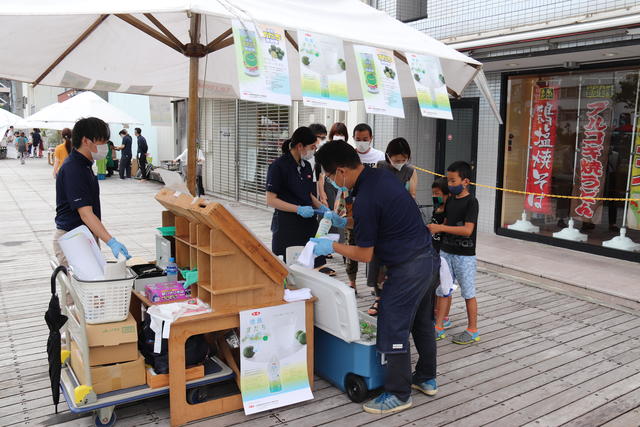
[296,234,339,268]
[57,225,106,281]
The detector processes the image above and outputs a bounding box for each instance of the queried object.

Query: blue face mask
[448,184,464,195]
[432,196,444,208]
[327,175,348,193]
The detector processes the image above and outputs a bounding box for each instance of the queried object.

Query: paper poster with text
[232,20,291,106]
[627,116,640,230]
[353,45,404,118]
[239,302,312,415]
[297,32,349,111]
[407,52,452,120]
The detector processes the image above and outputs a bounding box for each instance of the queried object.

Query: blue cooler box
[289,264,385,402]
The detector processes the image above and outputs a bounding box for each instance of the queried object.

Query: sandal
[367,300,380,316]
[318,267,336,277]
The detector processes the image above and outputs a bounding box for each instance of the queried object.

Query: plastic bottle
[268,355,282,393]
[165,257,178,283]
[315,211,333,238]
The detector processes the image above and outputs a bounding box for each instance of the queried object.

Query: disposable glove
[310,237,335,256]
[296,206,315,218]
[314,205,330,216]
[107,237,131,260]
[328,212,347,229]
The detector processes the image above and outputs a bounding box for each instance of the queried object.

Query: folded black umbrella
[45,265,69,414]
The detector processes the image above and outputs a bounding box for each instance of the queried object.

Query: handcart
[50,260,236,427]
[288,264,386,402]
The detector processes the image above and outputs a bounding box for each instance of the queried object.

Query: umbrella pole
[187,55,199,196]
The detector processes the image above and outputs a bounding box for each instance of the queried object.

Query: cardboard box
[70,341,145,395]
[83,313,138,366]
[146,364,204,389]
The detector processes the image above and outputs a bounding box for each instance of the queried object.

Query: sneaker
[435,327,446,341]
[443,318,453,329]
[362,392,412,414]
[451,329,480,345]
[412,378,438,396]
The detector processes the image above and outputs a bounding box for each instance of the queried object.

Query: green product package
[179,268,198,289]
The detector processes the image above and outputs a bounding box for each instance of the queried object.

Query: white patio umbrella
[0,0,491,194]
[16,91,142,130]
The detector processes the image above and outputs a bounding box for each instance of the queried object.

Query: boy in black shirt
[428,161,479,344]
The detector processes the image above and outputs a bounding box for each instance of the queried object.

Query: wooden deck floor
[1,158,639,426]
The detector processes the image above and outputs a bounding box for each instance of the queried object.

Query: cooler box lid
[289,264,360,343]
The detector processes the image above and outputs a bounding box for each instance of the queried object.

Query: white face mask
[332,135,345,141]
[356,140,371,153]
[318,137,328,147]
[391,161,406,171]
[92,143,109,161]
[301,148,315,161]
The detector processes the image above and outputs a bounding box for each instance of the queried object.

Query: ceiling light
[603,52,617,57]
[506,63,519,67]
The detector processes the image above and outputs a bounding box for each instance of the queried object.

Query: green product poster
[297,32,349,111]
[232,20,291,106]
[406,52,452,120]
[353,45,404,118]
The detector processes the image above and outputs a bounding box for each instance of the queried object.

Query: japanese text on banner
[353,45,404,118]
[571,94,612,222]
[525,85,558,214]
[627,116,640,230]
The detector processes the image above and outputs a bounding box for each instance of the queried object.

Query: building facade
[195,0,640,262]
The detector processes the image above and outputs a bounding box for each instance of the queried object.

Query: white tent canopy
[0,108,23,128]
[0,0,483,99]
[15,91,142,130]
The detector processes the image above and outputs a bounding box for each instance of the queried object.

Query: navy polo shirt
[121,135,132,157]
[352,167,431,267]
[55,150,101,231]
[266,152,316,206]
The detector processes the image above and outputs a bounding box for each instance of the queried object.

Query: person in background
[31,128,43,158]
[428,161,480,345]
[266,126,334,274]
[135,127,149,180]
[53,128,72,178]
[106,140,118,177]
[366,137,419,315]
[430,177,452,337]
[16,131,28,165]
[54,117,131,266]
[116,129,132,179]
[317,122,348,208]
[175,145,206,196]
[2,126,14,147]
[344,123,385,294]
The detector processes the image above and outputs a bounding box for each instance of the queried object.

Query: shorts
[440,251,476,299]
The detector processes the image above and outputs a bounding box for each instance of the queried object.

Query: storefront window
[501,67,640,255]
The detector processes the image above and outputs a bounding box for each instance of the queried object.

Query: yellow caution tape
[414,166,640,202]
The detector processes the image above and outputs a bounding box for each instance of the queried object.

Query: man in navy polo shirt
[54,117,131,266]
[312,140,439,414]
[116,129,133,179]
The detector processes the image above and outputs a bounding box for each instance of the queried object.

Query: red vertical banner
[525,85,558,214]
[570,95,612,223]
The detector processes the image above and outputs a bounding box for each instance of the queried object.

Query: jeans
[119,155,131,179]
[138,155,148,179]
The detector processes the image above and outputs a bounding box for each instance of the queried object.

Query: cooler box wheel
[345,373,368,403]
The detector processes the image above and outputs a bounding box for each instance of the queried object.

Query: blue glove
[314,205,330,216]
[296,206,314,218]
[328,212,347,229]
[310,237,335,256]
[107,237,131,260]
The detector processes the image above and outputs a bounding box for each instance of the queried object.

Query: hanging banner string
[413,166,640,202]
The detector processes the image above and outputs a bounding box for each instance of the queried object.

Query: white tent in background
[15,91,142,130]
[0,0,498,194]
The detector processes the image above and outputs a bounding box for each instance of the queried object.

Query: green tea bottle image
[268,355,282,393]
[360,53,379,94]
[240,29,260,77]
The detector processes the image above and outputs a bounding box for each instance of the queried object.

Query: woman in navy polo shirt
[266,126,328,268]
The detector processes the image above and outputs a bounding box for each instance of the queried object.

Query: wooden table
[130,292,315,426]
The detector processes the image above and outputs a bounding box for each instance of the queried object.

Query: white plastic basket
[70,267,136,324]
